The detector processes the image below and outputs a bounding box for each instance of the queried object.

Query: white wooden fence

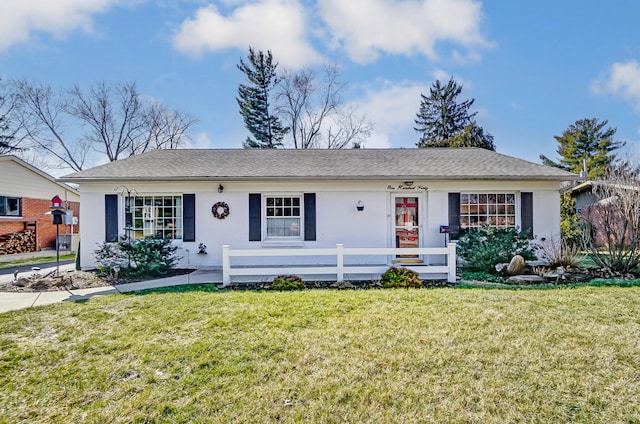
[221,243,457,286]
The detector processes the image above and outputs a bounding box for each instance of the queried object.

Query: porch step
[391,259,424,264]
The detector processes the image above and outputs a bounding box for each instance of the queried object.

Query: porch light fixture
[218,184,224,193]
[356,200,365,211]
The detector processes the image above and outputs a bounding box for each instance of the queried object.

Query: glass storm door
[394,196,420,258]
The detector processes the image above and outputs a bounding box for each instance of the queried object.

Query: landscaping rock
[506,275,546,285]
[544,270,592,284]
[507,255,526,275]
[13,277,28,287]
[330,281,356,289]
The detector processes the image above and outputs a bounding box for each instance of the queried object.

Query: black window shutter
[448,193,461,240]
[105,194,118,242]
[249,193,261,241]
[183,194,196,242]
[304,193,316,241]
[521,192,533,237]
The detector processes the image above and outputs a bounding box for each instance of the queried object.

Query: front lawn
[1,287,639,423]
[0,253,76,268]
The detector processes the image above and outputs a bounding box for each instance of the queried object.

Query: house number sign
[387,182,428,191]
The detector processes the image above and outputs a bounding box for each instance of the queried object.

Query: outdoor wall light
[218,184,224,193]
[356,200,365,211]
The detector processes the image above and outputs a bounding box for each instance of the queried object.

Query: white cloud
[186,132,215,149]
[0,0,124,51]
[317,0,490,64]
[592,60,640,110]
[172,0,323,69]
[355,80,430,147]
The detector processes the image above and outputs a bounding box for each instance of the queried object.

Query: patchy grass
[458,278,640,290]
[577,254,599,268]
[0,253,76,268]
[1,288,640,423]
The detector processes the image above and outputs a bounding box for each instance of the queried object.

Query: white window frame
[128,194,184,240]
[459,192,518,230]
[263,193,304,242]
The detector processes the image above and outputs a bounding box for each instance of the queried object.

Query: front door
[393,196,420,258]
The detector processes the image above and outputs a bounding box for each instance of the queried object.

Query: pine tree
[540,118,624,179]
[236,47,288,148]
[414,78,476,147]
[434,122,495,151]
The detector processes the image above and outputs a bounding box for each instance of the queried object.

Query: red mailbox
[51,195,63,209]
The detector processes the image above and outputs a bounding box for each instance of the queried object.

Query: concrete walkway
[0,266,223,314]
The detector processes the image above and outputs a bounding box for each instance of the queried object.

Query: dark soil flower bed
[225,279,457,291]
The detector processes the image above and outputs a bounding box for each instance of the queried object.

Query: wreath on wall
[211,201,230,219]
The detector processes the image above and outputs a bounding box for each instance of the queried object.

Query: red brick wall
[0,197,80,250]
[0,221,25,235]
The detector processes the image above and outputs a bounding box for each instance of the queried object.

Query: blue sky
[1,0,640,173]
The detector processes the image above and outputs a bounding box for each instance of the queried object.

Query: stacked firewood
[0,230,36,255]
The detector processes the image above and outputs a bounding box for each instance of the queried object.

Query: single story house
[59,148,578,280]
[564,179,640,247]
[0,155,80,254]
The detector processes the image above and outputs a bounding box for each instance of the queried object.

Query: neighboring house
[564,180,640,247]
[59,148,578,275]
[565,180,602,214]
[0,155,80,254]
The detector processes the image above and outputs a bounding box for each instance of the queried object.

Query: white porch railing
[221,243,457,286]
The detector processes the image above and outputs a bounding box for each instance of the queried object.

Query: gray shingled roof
[58,148,579,182]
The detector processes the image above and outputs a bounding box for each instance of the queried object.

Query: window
[265,195,301,238]
[128,195,183,239]
[0,196,21,216]
[460,193,516,229]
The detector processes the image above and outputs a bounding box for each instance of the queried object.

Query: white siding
[77,179,563,270]
[0,158,79,202]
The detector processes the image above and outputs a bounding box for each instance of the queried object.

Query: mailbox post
[439,225,451,247]
[50,195,66,277]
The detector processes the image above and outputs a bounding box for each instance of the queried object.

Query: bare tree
[67,81,145,162]
[0,80,22,154]
[580,165,640,273]
[142,103,196,153]
[9,79,196,172]
[11,79,87,171]
[277,64,372,149]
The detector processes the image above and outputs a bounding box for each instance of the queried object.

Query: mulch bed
[0,269,195,292]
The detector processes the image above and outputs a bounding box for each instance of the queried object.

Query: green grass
[1,287,640,423]
[0,253,76,268]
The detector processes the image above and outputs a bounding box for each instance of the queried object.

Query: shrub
[93,237,180,277]
[381,266,422,288]
[537,236,580,268]
[459,270,506,283]
[119,237,180,277]
[457,226,537,273]
[560,193,582,247]
[75,241,81,271]
[93,242,128,276]
[271,275,305,290]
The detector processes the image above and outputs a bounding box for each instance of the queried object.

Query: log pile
[0,229,36,255]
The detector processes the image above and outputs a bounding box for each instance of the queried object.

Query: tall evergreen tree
[236,47,288,148]
[414,78,477,147]
[434,122,495,151]
[540,118,624,179]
